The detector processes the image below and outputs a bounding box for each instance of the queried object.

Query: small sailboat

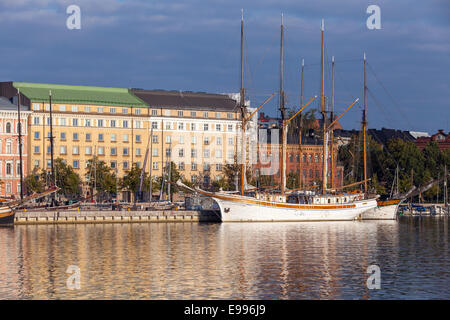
[0,186,60,226]
[176,15,377,222]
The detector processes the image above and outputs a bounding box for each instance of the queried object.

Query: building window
[216,124,221,131]
[203,163,210,171]
[34,160,40,168]
[164,110,171,116]
[204,123,209,131]
[178,122,184,130]
[191,123,196,131]
[98,133,104,141]
[111,147,117,156]
[123,161,129,169]
[6,142,12,154]
[123,147,129,156]
[216,150,222,158]
[152,162,158,170]
[98,119,104,127]
[123,134,129,142]
[135,108,141,115]
[6,163,12,175]
[228,137,234,145]
[34,131,40,139]
[98,147,105,155]
[165,122,172,130]
[179,162,185,170]
[179,148,184,157]
[86,133,91,141]
[314,154,319,163]
[5,183,11,194]
[110,161,116,169]
[85,146,92,155]
[34,146,40,154]
[123,120,128,128]
[191,149,197,158]
[166,136,171,143]
[152,109,158,116]
[192,162,197,171]
[203,112,208,118]
[111,134,116,142]
[136,148,141,156]
[152,122,158,129]
[111,120,116,127]
[110,107,116,113]
[227,113,233,119]
[227,124,233,131]
[59,118,66,126]
[73,160,79,168]
[204,137,209,145]
[192,136,197,144]
[216,137,222,145]
[204,149,210,158]
[32,103,40,111]
[6,122,11,133]
[190,111,196,117]
[166,148,171,157]
[85,106,90,113]
[72,118,78,127]
[136,135,141,143]
[134,120,142,129]
[178,111,183,117]
[60,146,67,155]
[122,108,128,114]
[33,117,40,125]
[72,146,79,155]
[152,135,158,143]
[152,149,158,157]
[97,107,103,113]
[215,112,221,118]
[216,164,222,171]
[179,136,184,144]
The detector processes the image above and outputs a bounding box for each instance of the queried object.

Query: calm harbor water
[0,217,448,299]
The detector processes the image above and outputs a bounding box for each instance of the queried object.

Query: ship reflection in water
[0,217,448,299]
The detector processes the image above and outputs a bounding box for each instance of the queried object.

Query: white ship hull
[360,203,399,220]
[212,195,377,222]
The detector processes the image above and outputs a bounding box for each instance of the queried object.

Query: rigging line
[303,58,363,67]
[367,87,396,128]
[366,62,415,130]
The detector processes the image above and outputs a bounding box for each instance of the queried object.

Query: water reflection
[0,218,448,299]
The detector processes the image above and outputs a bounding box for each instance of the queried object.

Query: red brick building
[416,130,450,151]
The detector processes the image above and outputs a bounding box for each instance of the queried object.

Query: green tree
[24,168,45,194]
[53,158,82,198]
[85,158,117,200]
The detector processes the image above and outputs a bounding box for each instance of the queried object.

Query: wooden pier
[14,210,220,225]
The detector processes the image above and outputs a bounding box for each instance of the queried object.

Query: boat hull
[0,206,14,226]
[360,200,400,220]
[212,196,377,222]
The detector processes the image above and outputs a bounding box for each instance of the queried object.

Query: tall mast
[49,90,56,188]
[240,9,247,196]
[330,56,335,189]
[363,53,368,194]
[321,19,328,194]
[17,89,24,200]
[299,59,304,188]
[149,126,153,204]
[280,13,287,195]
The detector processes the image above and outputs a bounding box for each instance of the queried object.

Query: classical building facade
[0,97,31,198]
[0,82,245,190]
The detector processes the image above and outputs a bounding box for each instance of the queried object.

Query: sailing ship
[0,186,60,226]
[176,15,377,222]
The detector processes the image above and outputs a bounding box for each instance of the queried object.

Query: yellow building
[0,82,243,189]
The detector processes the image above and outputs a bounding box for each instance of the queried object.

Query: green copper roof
[13,82,148,107]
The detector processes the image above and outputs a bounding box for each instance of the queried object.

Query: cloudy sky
[0,0,449,132]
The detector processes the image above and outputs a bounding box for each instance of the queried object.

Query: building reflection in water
[1,218,448,299]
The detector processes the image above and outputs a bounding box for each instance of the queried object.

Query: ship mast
[299,59,304,188]
[321,19,328,194]
[330,56,335,189]
[17,89,24,200]
[239,9,247,196]
[363,53,368,195]
[280,13,287,195]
